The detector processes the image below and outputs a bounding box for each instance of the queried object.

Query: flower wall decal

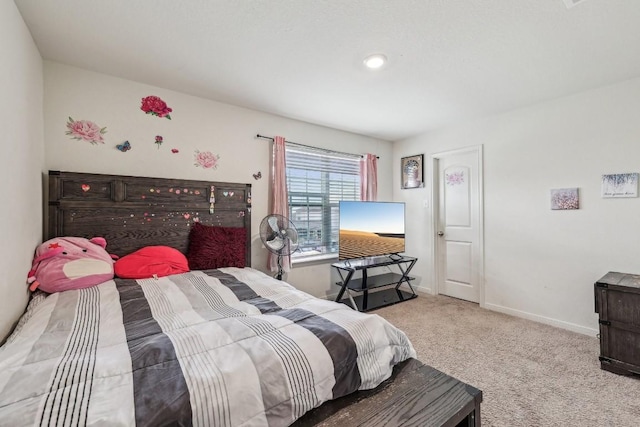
[155,135,163,149]
[65,117,107,144]
[194,150,220,169]
[140,95,172,119]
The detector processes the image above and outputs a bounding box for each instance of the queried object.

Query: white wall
[44,61,393,298]
[394,77,640,335]
[0,2,45,342]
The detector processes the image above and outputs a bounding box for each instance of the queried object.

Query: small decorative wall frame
[401,154,424,189]
[601,173,638,198]
[550,188,579,210]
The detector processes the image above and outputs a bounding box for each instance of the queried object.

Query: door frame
[429,145,485,307]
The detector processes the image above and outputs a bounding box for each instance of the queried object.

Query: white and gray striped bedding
[0,267,415,426]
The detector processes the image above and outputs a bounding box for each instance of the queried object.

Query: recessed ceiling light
[363,54,387,69]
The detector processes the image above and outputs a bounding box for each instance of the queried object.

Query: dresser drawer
[53,172,115,201]
[599,288,640,327]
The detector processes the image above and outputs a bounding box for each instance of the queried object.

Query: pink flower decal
[171,148,179,153]
[194,150,220,170]
[65,117,107,144]
[155,135,163,149]
[140,95,172,119]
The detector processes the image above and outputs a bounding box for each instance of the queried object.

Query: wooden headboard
[47,171,252,265]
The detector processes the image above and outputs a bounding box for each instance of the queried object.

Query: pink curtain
[360,153,378,201]
[269,136,291,273]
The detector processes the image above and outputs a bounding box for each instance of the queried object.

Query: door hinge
[595,282,609,288]
[599,320,611,326]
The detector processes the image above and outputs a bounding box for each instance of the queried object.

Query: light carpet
[375,294,640,427]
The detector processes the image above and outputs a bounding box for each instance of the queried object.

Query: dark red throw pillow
[187,223,247,270]
[115,246,190,279]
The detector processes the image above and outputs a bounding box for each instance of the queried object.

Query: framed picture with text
[401,154,424,189]
[601,173,638,198]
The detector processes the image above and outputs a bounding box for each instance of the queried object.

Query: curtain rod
[256,134,379,159]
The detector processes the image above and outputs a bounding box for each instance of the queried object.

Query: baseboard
[325,291,339,301]
[413,284,432,295]
[325,290,597,336]
[484,302,598,337]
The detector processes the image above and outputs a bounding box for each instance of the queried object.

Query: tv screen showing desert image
[339,201,405,260]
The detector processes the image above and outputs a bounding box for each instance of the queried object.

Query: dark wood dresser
[594,272,640,377]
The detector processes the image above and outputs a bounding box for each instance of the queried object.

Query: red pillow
[187,223,246,270]
[115,246,189,279]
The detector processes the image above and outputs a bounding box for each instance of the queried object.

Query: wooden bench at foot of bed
[294,358,482,427]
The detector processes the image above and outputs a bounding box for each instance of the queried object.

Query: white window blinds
[285,144,361,259]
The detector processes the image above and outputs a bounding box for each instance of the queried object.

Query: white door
[434,147,483,303]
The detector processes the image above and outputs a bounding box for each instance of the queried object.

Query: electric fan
[260,214,299,280]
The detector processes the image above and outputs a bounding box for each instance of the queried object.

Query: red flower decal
[48,243,61,249]
[141,96,172,119]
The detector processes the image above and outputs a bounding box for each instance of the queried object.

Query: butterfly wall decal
[116,141,132,152]
[253,171,262,180]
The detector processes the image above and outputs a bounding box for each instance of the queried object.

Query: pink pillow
[115,246,189,279]
[27,237,115,293]
[187,223,246,270]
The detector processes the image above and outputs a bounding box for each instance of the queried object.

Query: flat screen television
[338,201,405,260]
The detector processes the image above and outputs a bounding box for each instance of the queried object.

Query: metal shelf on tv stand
[332,255,417,312]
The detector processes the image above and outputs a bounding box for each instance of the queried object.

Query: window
[285,144,360,261]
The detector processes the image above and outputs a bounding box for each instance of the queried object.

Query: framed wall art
[550,188,579,210]
[401,154,424,189]
[601,173,638,198]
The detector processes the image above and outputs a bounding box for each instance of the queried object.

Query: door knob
[437,231,444,236]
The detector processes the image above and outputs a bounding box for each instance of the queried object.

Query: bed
[0,171,481,426]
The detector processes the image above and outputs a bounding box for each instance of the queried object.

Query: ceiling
[14,0,640,141]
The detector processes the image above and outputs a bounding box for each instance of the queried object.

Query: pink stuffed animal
[27,236,116,293]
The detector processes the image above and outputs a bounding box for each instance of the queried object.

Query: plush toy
[114,246,189,279]
[27,236,116,293]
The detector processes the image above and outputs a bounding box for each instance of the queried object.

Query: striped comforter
[0,267,415,426]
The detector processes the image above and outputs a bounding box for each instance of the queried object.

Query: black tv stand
[332,256,417,312]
